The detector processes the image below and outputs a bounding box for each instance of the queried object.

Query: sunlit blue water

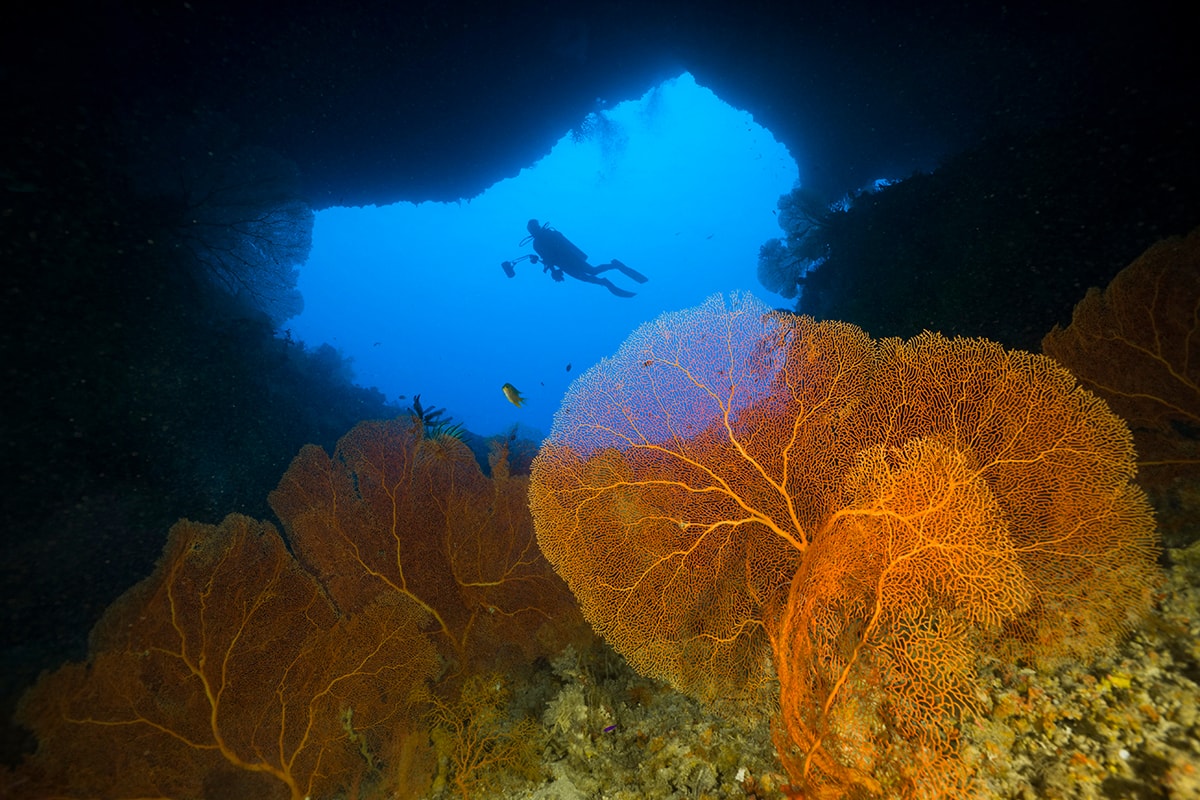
[290,72,798,438]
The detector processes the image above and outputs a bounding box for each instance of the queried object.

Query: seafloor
[445,526,1200,799]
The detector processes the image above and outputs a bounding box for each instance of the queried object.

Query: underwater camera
[501,260,516,278]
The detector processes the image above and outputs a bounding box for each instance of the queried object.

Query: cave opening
[290,71,799,438]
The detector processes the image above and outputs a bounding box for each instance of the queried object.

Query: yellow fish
[501,383,525,408]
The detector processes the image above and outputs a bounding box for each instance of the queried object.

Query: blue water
[288,72,798,439]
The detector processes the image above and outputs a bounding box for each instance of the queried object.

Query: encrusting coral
[529,292,1161,798]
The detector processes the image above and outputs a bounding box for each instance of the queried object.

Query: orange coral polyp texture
[268,418,584,675]
[12,515,438,800]
[529,291,1160,797]
[1042,228,1200,483]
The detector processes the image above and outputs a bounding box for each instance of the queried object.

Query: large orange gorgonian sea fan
[1043,228,1200,487]
[268,418,588,678]
[9,515,438,800]
[529,292,1160,798]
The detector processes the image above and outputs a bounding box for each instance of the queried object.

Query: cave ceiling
[5,0,1194,207]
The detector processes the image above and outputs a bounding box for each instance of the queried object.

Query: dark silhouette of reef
[5,1,1195,208]
[0,103,401,763]
[764,109,1200,353]
[0,100,545,768]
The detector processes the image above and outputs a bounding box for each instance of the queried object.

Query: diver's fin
[611,259,648,283]
[606,283,636,298]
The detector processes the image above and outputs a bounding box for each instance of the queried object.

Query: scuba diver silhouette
[501,219,648,297]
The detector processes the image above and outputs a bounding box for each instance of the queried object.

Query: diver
[501,219,647,298]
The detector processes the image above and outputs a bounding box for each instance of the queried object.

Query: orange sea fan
[269,418,588,678]
[530,292,1160,798]
[1043,228,1200,486]
[9,515,437,800]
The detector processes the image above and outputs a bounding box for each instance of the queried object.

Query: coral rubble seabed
[462,539,1199,800]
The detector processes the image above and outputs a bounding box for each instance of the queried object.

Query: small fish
[501,383,525,408]
[566,363,572,372]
